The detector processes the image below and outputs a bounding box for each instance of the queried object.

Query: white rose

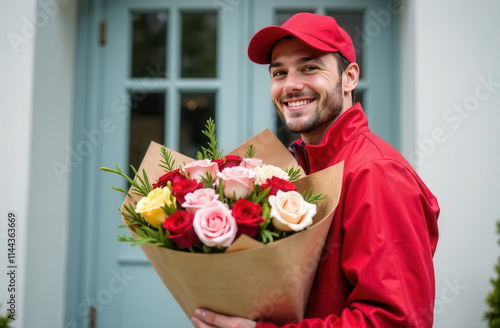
[253,164,289,185]
[268,190,316,232]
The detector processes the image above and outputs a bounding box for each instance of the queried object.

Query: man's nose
[283,71,304,94]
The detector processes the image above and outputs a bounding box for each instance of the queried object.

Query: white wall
[24,1,78,327]
[0,1,37,327]
[403,0,500,327]
[0,0,77,327]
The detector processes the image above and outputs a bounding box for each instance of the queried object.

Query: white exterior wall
[0,0,77,327]
[404,0,500,327]
[0,1,37,327]
[1,0,498,327]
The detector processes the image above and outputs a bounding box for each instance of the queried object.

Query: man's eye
[303,66,318,72]
[272,70,286,78]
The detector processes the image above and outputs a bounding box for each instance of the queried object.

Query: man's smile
[284,98,315,111]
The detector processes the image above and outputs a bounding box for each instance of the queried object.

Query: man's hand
[190,308,257,328]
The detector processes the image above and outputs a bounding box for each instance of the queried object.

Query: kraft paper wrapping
[121,129,343,325]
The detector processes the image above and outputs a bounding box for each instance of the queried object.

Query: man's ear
[343,63,360,93]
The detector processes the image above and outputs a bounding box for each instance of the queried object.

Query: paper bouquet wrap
[121,129,343,325]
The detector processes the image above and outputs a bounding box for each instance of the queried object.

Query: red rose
[219,155,242,171]
[212,159,225,168]
[153,169,186,189]
[171,179,204,205]
[232,199,264,238]
[261,176,296,196]
[163,210,198,248]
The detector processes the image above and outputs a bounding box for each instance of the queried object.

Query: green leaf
[302,188,328,205]
[100,164,151,197]
[245,144,256,158]
[200,118,223,160]
[200,172,214,188]
[159,146,176,172]
[285,166,302,182]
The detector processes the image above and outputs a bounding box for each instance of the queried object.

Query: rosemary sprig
[302,188,328,205]
[99,164,152,197]
[159,146,176,172]
[285,167,302,182]
[245,144,256,158]
[199,118,224,160]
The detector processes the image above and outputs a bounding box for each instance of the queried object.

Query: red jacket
[257,103,440,328]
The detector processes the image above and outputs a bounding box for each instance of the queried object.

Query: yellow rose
[135,187,176,227]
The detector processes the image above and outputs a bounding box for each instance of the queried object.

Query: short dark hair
[333,52,356,104]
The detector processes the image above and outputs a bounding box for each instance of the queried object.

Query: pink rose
[183,159,219,184]
[217,166,256,200]
[240,158,263,170]
[182,188,220,214]
[193,201,237,247]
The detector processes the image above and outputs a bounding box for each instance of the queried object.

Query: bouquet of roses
[101,119,325,253]
[100,119,343,325]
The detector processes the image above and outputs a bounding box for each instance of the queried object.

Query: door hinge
[99,21,107,45]
[89,306,97,328]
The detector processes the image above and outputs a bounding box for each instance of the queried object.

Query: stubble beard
[274,79,344,134]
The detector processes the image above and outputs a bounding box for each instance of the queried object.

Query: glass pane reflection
[129,92,166,173]
[181,11,218,78]
[131,11,168,78]
[180,92,216,158]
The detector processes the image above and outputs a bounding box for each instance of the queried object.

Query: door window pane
[180,92,216,158]
[325,11,364,78]
[131,11,168,78]
[129,92,166,172]
[181,11,218,78]
[275,9,314,25]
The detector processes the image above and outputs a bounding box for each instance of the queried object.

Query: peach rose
[240,157,263,170]
[183,159,219,184]
[182,188,220,214]
[268,190,316,232]
[217,166,256,200]
[254,164,289,185]
[135,187,176,227]
[193,201,237,247]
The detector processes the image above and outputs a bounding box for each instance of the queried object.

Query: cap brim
[248,26,338,65]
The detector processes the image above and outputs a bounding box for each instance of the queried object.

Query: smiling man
[191,13,440,328]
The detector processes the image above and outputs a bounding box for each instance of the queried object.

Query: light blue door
[66,1,399,327]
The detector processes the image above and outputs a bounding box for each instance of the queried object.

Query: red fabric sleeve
[256,160,439,328]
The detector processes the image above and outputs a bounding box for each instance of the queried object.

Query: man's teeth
[287,99,313,107]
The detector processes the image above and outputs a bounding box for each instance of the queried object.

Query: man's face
[269,38,344,136]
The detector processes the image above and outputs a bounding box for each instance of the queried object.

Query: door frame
[65,0,105,326]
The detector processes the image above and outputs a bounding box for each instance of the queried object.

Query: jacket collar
[290,103,369,174]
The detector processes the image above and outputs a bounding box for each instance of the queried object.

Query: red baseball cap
[248,13,356,65]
